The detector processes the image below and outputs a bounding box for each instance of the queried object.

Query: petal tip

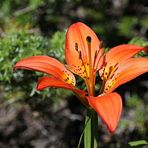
[87,92,122,133]
[108,123,118,133]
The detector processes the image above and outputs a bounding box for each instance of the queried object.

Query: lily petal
[104,58,148,93]
[37,76,87,105]
[87,92,122,133]
[105,44,146,65]
[99,45,146,77]
[65,22,103,80]
[14,56,76,85]
[37,76,74,90]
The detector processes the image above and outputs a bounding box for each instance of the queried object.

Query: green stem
[84,109,99,148]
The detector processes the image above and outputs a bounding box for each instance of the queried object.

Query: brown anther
[86,36,91,43]
[79,51,82,59]
[75,43,78,51]
[95,50,98,59]
[99,41,103,49]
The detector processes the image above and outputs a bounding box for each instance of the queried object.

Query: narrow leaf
[128,140,148,146]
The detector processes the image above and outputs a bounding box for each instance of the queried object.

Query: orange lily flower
[14,22,148,133]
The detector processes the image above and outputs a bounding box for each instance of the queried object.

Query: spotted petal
[87,92,122,133]
[65,22,103,80]
[99,45,146,77]
[14,56,75,85]
[104,44,146,65]
[37,76,88,105]
[104,58,148,93]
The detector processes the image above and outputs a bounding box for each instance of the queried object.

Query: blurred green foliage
[0,0,43,26]
[129,37,148,47]
[0,27,69,104]
[121,94,148,135]
[129,37,148,57]
[0,0,147,147]
[0,0,148,42]
[0,29,47,81]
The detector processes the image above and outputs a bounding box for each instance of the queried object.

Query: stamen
[99,41,103,49]
[95,50,98,59]
[76,50,89,79]
[93,42,104,72]
[109,65,118,79]
[86,36,91,43]
[73,39,91,86]
[75,43,79,51]
[79,51,82,60]
[86,36,92,76]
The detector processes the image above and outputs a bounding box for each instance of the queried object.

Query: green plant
[0,28,68,104]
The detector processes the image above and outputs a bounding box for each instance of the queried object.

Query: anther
[79,51,82,59]
[75,43,79,51]
[95,50,98,59]
[86,36,91,43]
[99,41,103,49]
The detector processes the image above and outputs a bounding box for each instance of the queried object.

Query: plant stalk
[84,109,99,148]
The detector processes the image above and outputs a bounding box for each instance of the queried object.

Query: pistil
[86,36,95,95]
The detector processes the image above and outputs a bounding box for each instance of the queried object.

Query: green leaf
[77,114,90,148]
[128,37,148,57]
[119,140,148,148]
[129,37,148,47]
[128,140,148,147]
